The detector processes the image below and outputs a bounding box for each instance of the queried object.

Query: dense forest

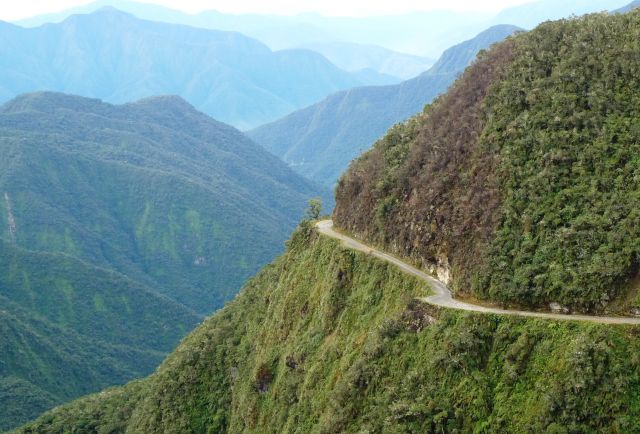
[0,92,324,429]
[15,224,640,433]
[336,11,640,313]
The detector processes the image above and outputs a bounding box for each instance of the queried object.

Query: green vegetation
[16,225,640,433]
[10,9,640,434]
[0,91,325,313]
[305,198,323,220]
[0,292,165,432]
[0,240,199,352]
[335,11,640,312]
[0,240,199,430]
[0,91,325,430]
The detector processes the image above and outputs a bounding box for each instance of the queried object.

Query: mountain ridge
[248,24,521,187]
[0,91,326,429]
[0,9,392,129]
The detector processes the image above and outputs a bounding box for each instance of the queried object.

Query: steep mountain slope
[297,42,434,80]
[0,288,168,432]
[249,25,520,187]
[0,91,325,429]
[15,224,640,433]
[12,9,640,434]
[0,8,391,130]
[0,92,325,313]
[0,240,199,351]
[335,11,640,313]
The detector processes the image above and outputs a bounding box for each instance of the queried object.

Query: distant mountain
[298,42,434,80]
[0,91,326,429]
[14,10,640,434]
[0,92,326,314]
[15,0,630,61]
[249,25,521,187]
[614,0,640,12]
[13,0,493,58]
[0,8,392,130]
[493,0,627,28]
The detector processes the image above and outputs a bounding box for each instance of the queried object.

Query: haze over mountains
[297,42,434,80]
[15,0,630,58]
[615,0,640,12]
[0,8,396,129]
[249,25,521,187]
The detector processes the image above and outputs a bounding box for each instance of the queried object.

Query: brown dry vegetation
[336,11,640,312]
[335,39,516,297]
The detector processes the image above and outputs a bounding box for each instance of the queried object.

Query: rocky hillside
[335,11,640,313]
[15,223,640,433]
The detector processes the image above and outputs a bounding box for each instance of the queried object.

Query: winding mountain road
[317,220,640,325]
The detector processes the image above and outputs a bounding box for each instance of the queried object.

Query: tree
[305,198,322,220]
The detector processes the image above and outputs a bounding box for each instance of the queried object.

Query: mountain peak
[84,5,133,17]
[58,6,139,26]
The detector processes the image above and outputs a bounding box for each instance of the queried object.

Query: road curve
[316,220,640,325]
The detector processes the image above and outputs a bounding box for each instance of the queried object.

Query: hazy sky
[1,0,535,20]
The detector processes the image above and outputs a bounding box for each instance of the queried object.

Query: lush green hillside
[0,8,395,130]
[0,231,201,430]
[248,25,520,187]
[335,11,640,313]
[0,240,199,351]
[11,9,640,434]
[0,91,326,313]
[0,291,166,432]
[15,224,640,433]
[0,91,325,430]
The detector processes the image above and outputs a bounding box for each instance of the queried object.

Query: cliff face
[335,11,640,313]
[16,224,640,433]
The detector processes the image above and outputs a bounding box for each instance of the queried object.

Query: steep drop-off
[16,224,640,433]
[335,11,640,313]
[12,10,640,434]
